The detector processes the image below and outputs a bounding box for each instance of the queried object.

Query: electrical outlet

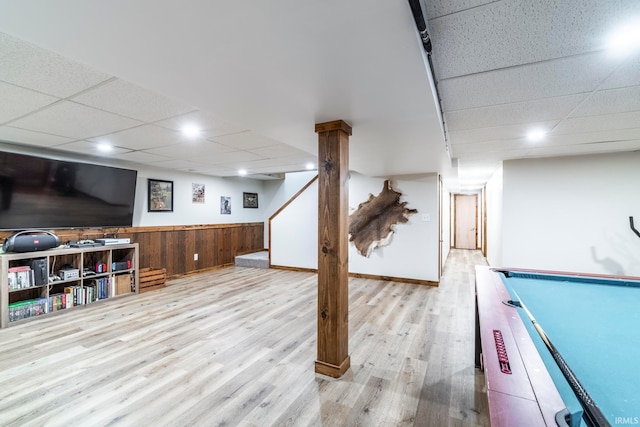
[194,253,198,261]
[422,213,431,222]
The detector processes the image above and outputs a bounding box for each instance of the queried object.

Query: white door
[455,194,477,249]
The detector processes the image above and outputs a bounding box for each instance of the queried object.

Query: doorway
[454,194,477,249]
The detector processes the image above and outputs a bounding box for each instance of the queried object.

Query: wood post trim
[314,356,352,378]
[315,120,352,135]
[315,119,351,378]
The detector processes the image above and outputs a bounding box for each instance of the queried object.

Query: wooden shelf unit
[0,243,139,328]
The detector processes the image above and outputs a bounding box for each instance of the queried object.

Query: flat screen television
[0,150,138,231]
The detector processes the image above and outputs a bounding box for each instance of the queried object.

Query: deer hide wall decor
[348,180,418,257]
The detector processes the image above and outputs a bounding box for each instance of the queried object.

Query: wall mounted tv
[0,150,138,231]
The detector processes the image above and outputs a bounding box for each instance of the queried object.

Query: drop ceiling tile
[238,158,302,169]
[53,140,132,156]
[594,139,640,151]
[0,32,111,97]
[600,55,640,90]
[186,165,237,176]
[449,121,558,144]
[425,0,494,19]
[555,111,640,134]
[8,101,143,139]
[201,150,265,164]
[570,86,640,117]
[452,139,530,155]
[0,126,74,147]
[428,0,640,79]
[527,139,640,158]
[0,82,59,123]
[249,144,310,158]
[183,140,243,156]
[213,131,282,150]
[155,110,249,137]
[439,53,613,111]
[72,78,196,122]
[89,124,184,150]
[139,145,193,159]
[107,150,172,164]
[445,94,586,131]
[542,128,640,146]
[146,159,209,170]
[142,140,237,159]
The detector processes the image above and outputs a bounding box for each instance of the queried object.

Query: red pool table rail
[475,266,570,426]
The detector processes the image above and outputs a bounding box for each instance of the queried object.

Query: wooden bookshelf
[0,243,139,328]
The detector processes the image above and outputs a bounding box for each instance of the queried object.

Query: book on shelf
[64,286,84,306]
[9,298,48,322]
[7,266,35,291]
[51,294,58,312]
[7,271,16,289]
[48,292,75,312]
[63,287,76,308]
[64,289,74,308]
[85,277,110,302]
[98,277,110,300]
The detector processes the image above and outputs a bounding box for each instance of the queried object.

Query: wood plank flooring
[0,249,489,426]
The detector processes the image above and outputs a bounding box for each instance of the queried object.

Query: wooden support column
[314,119,352,378]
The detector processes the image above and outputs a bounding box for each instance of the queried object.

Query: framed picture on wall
[148,179,174,212]
[192,183,205,203]
[220,196,231,214]
[243,192,258,208]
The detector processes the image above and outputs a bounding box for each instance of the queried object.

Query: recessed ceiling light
[182,124,201,138]
[238,169,247,176]
[527,129,546,142]
[607,19,640,56]
[97,143,113,152]
[305,162,315,170]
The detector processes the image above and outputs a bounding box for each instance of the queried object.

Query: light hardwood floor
[0,249,489,427]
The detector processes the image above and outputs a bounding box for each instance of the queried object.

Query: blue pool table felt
[505,274,640,424]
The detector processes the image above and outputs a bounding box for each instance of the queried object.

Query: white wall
[348,173,439,281]
[269,178,318,269]
[502,152,640,276]
[133,166,265,227]
[485,166,503,267]
[269,171,441,282]
[262,171,317,246]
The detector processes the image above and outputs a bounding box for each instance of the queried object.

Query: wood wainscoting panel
[123,223,264,278]
[0,223,264,279]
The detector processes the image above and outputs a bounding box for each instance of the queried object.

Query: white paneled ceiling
[426,0,640,190]
[1,1,640,189]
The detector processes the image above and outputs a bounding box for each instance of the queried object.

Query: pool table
[475,265,640,427]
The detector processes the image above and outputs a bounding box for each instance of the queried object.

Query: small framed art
[148,179,174,212]
[220,196,231,214]
[192,183,205,203]
[243,192,258,208]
